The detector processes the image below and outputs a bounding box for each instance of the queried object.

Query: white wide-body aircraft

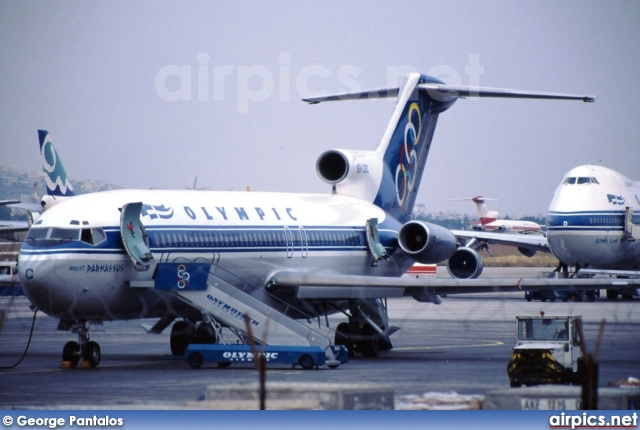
[453,165,640,292]
[19,73,633,369]
[547,164,640,298]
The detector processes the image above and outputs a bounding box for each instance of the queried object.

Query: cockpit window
[577,177,599,184]
[26,228,50,240]
[49,228,81,240]
[27,226,106,246]
[80,227,106,245]
[563,177,599,185]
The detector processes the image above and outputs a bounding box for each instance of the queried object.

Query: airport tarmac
[0,267,638,409]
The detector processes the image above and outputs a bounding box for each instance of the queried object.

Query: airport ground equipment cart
[185,344,348,370]
[507,315,585,387]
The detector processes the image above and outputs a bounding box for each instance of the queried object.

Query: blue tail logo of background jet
[39,130,75,198]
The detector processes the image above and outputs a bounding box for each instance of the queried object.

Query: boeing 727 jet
[455,196,542,233]
[18,72,633,369]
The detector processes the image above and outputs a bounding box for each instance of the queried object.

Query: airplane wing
[0,200,20,207]
[0,199,41,233]
[0,220,30,234]
[450,230,551,254]
[0,199,41,212]
[269,271,640,301]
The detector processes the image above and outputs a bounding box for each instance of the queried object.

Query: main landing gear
[61,321,101,369]
[333,299,395,358]
[335,322,388,358]
[170,320,217,356]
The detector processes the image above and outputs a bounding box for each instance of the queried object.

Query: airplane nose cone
[18,250,77,318]
[18,257,54,315]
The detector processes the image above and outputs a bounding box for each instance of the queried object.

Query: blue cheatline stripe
[20,224,394,257]
[547,210,639,231]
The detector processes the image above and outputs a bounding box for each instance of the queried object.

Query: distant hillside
[0,165,120,220]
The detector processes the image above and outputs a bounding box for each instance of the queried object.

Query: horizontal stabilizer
[418,83,596,103]
[303,83,596,104]
[303,87,399,104]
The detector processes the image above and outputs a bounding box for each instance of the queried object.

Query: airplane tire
[170,321,193,355]
[359,324,380,358]
[62,341,80,368]
[195,323,217,344]
[299,354,315,370]
[335,322,355,358]
[83,341,101,368]
[187,352,204,369]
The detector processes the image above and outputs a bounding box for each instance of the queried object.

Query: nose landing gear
[61,321,101,368]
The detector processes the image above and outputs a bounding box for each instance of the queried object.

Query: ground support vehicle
[507,315,585,387]
[186,344,348,370]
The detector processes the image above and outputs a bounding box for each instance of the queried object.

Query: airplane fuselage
[546,165,640,270]
[478,219,542,233]
[18,189,409,322]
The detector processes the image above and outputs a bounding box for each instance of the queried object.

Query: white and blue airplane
[547,164,640,298]
[18,72,633,369]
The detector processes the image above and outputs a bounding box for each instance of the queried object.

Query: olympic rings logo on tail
[177,264,190,289]
[395,102,422,211]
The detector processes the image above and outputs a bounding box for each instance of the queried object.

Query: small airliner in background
[15,72,629,370]
[453,196,542,233]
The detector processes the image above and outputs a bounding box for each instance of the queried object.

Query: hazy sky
[1,1,638,216]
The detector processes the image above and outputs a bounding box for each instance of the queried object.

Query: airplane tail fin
[305,74,594,224]
[38,130,75,211]
[450,196,500,225]
[471,196,500,225]
[38,130,75,198]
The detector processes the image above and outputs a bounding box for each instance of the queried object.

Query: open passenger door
[120,202,155,269]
